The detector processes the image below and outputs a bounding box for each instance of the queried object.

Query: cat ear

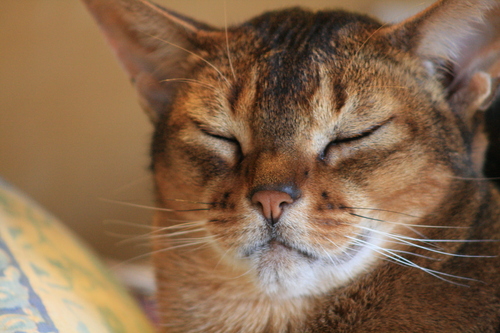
[80,0,216,122]
[385,0,500,121]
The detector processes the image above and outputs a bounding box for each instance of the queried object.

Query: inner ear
[382,0,500,122]
[81,0,222,123]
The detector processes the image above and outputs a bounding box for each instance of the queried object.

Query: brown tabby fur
[81,0,500,331]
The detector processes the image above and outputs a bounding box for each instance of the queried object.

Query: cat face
[82,0,500,299]
[150,11,463,296]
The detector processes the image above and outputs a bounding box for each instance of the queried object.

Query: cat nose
[251,190,294,225]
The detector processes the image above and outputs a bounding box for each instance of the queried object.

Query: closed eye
[330,123,382,145]
[320,117,393,160]
[192,120,243,160]
[202,129,237,143]
[191,119,237,143]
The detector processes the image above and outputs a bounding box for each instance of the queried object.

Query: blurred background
[0,0,433,261]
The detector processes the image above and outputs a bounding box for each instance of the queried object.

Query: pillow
[0,179,156,333]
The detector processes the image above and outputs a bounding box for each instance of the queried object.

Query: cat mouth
[242,238,317,260]
[241,230,372,266]
[239,231,376,296]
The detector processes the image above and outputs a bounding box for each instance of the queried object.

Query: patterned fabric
[0,180,155,333]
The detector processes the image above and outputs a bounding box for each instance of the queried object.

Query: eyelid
[204,130,237,143]
[321,116,394,160]
[192,119,237,143]
[331,116,394,144]
[331,123,382,145]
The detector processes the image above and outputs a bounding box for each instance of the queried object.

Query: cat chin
[247,232,381,299]
[247,241,321,298]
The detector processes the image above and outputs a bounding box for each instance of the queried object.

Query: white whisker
[110,252,153,269]
[111,237,218,271]
[350,212,468,229]
[354,225,497,258]
[223,0,237,81]
[99,197,210,212]
[155,228,207,238]
[155,238,218,252]
[145,33,231,86]
[103,219,158,230]
[165,236,215,243]
[316,241,337,265]
[158,221,206,230]
[324,238,350,260]
[390,249,440,261]
[162,78,222,93]
[214,245,234,270]
[345,236,477,286]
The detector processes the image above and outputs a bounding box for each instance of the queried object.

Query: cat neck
[153,241,317,333]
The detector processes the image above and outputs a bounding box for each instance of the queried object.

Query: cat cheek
[173,144,232,183]
[320,145,355,165]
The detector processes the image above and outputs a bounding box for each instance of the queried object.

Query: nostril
[251,190,294,224]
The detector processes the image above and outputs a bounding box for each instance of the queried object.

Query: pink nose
[251,190,294,224]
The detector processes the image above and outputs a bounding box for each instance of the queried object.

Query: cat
[81,0,500,331]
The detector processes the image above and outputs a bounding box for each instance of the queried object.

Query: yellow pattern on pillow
[0,180,155,333]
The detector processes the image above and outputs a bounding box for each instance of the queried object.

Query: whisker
[113,234,220,270]
[105,230,151,242]
[184,240,219,253]
[354,225,497,258]
[315,240,337,265]
[324,239,352,264]
[223,0,237,81]
[104,220,207,247]
[162,78,221,93]
[103,219,158,230]
[214,245,234,270]
[404,225,428,239]
[110,252,153,269]
[399,224,443,250]
[157,236,215,243]
[157,221,206,230]
[151,235,219,254]
[345,236,477,286]
[99,197,210,212]
[344,207,423,219]
[381,237,440,251]
[125,229,208,246]
[158,239,217,251]
[145,33,231,86]
[349,212,468,229]
[390,249,440,261]
[161,198,212,205]
[347,235,416,267]
[154,228,207,238]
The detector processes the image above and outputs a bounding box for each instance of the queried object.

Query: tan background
[0,0,432,260]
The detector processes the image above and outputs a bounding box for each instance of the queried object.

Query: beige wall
[0,0,432,260]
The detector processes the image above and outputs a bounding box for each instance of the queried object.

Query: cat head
[82,0,500,297]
